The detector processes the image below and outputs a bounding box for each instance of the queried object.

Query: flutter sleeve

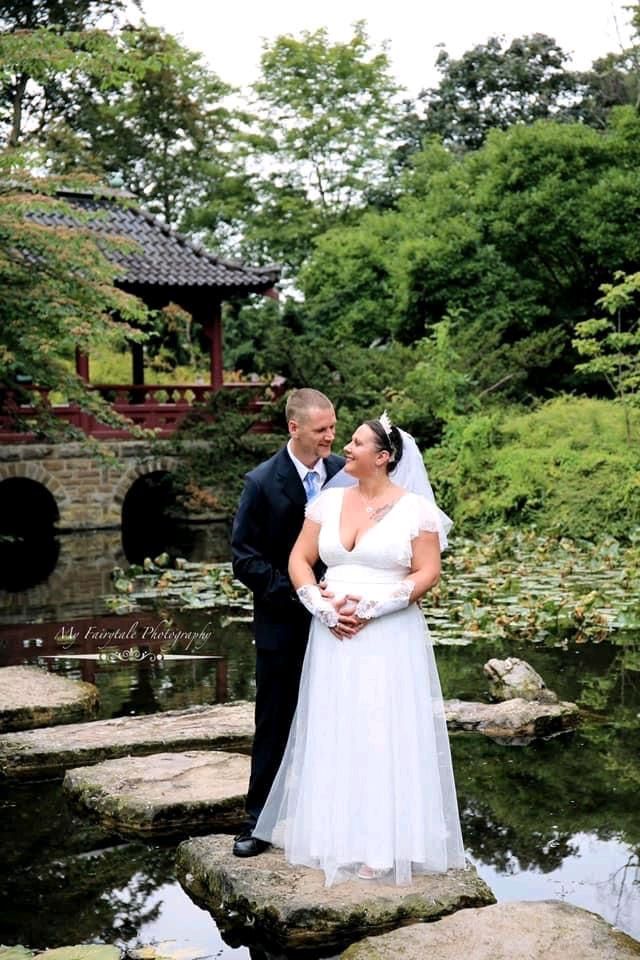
[304,488,339,525]
[406,494,453,552]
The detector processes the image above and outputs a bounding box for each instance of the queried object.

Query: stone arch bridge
[0,440,181,530]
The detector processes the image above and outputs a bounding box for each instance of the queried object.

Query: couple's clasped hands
[320,585,366,640]
[297,578,415,639]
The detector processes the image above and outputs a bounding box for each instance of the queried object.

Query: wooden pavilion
[0,189,281,440]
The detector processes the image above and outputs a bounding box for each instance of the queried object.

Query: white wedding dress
[253,487,466,886]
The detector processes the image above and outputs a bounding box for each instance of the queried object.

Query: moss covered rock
[0,666,98,733]
[0,702,254,781]
[176,834,495,952]
[63,750,250,838]
[340,900,640,959]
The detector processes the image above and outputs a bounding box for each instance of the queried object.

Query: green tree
[389,319,473,444]
[299,111,640,399]
[44,24,240,226]
[0,10,241,228]
[193,22,401,272]
[297,208,398,344]
[398,34,583,156]
[573,270,640,441]
[0,0,133,148]
[0,168,150,436]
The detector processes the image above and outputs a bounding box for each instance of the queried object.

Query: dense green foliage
[2,2,640,540]
[45,24,238,226]
[299,109,640,397]
[396,34,587,154]
[429,397,640,539]
[574,270,640,442]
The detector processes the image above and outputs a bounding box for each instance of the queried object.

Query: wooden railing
[0,381,280,442]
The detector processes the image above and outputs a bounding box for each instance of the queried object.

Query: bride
[252,413,465,886]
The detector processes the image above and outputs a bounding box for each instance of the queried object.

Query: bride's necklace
[358,485,395,521]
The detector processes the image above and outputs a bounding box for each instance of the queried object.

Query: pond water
[0,527,639,957]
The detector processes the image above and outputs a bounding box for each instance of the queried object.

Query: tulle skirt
[253,590,466,887]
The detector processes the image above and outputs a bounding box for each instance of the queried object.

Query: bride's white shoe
[357,864,392,880]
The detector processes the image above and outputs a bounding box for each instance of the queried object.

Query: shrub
[429,396,640,540]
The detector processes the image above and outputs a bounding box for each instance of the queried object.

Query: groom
[230,387,345,856]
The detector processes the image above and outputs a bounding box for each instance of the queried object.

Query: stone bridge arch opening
[121,469,181,564]
[0,477,60,590]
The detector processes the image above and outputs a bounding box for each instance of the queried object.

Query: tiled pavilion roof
[31,189,280,293]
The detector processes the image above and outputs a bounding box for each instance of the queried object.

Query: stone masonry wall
[0,441,178,531]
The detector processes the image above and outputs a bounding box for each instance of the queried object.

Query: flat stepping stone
[0,665,98,733]
[64,750,250,838]
[0,696,578,781]
[176,834,496,953]
[0,702,254,781]
[445,697,579,741]
[340,900,640,959]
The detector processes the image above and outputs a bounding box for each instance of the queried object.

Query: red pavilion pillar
[202,301,223,390]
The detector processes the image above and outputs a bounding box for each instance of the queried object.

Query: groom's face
[289,405,336,466]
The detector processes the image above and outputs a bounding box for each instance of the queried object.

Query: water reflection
[1,525,639,955]
[0,523,231,625]
[120,472,231,567]
[0,478,60,591]
[1,622,639,953]
[0,610,256,717]
[0,533,60,592]
[470,835,639,941]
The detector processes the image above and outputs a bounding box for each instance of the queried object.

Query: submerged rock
[0,702,254,781]
[0,665,98,733]
[340,900,640,959]
[64,750,249,838]
[484,657,559,703]
[176,834,495,953]
[445,697,578,741]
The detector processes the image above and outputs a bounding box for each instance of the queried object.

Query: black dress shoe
[232,832,271,858]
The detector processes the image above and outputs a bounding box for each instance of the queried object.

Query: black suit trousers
[245,643,307,827]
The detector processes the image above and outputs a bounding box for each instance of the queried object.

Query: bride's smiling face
[344,424,389,477]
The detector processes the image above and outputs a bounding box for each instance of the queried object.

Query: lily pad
[36,948,121,960]
[105,528,640,646]
[0,947,35,960]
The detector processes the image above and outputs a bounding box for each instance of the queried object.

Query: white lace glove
[296,584,339,628]
[354,579,414,620]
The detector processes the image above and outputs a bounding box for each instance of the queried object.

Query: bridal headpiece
[379,410,393,437]
[378,410,396,463]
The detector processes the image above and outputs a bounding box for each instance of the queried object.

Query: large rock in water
[63,750,249,838]
[445,697,579,741]
[0,665,98,732]
[340,900,640,959]
[176,834,496,953]
[484,657,559,702]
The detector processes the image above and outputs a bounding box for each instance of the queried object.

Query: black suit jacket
[231,447,345,651]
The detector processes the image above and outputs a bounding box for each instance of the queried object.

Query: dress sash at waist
[324,563,408,585]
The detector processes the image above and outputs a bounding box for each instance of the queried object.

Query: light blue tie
[304,470,320,501]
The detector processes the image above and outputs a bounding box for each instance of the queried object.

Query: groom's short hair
[285,388,333,424]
